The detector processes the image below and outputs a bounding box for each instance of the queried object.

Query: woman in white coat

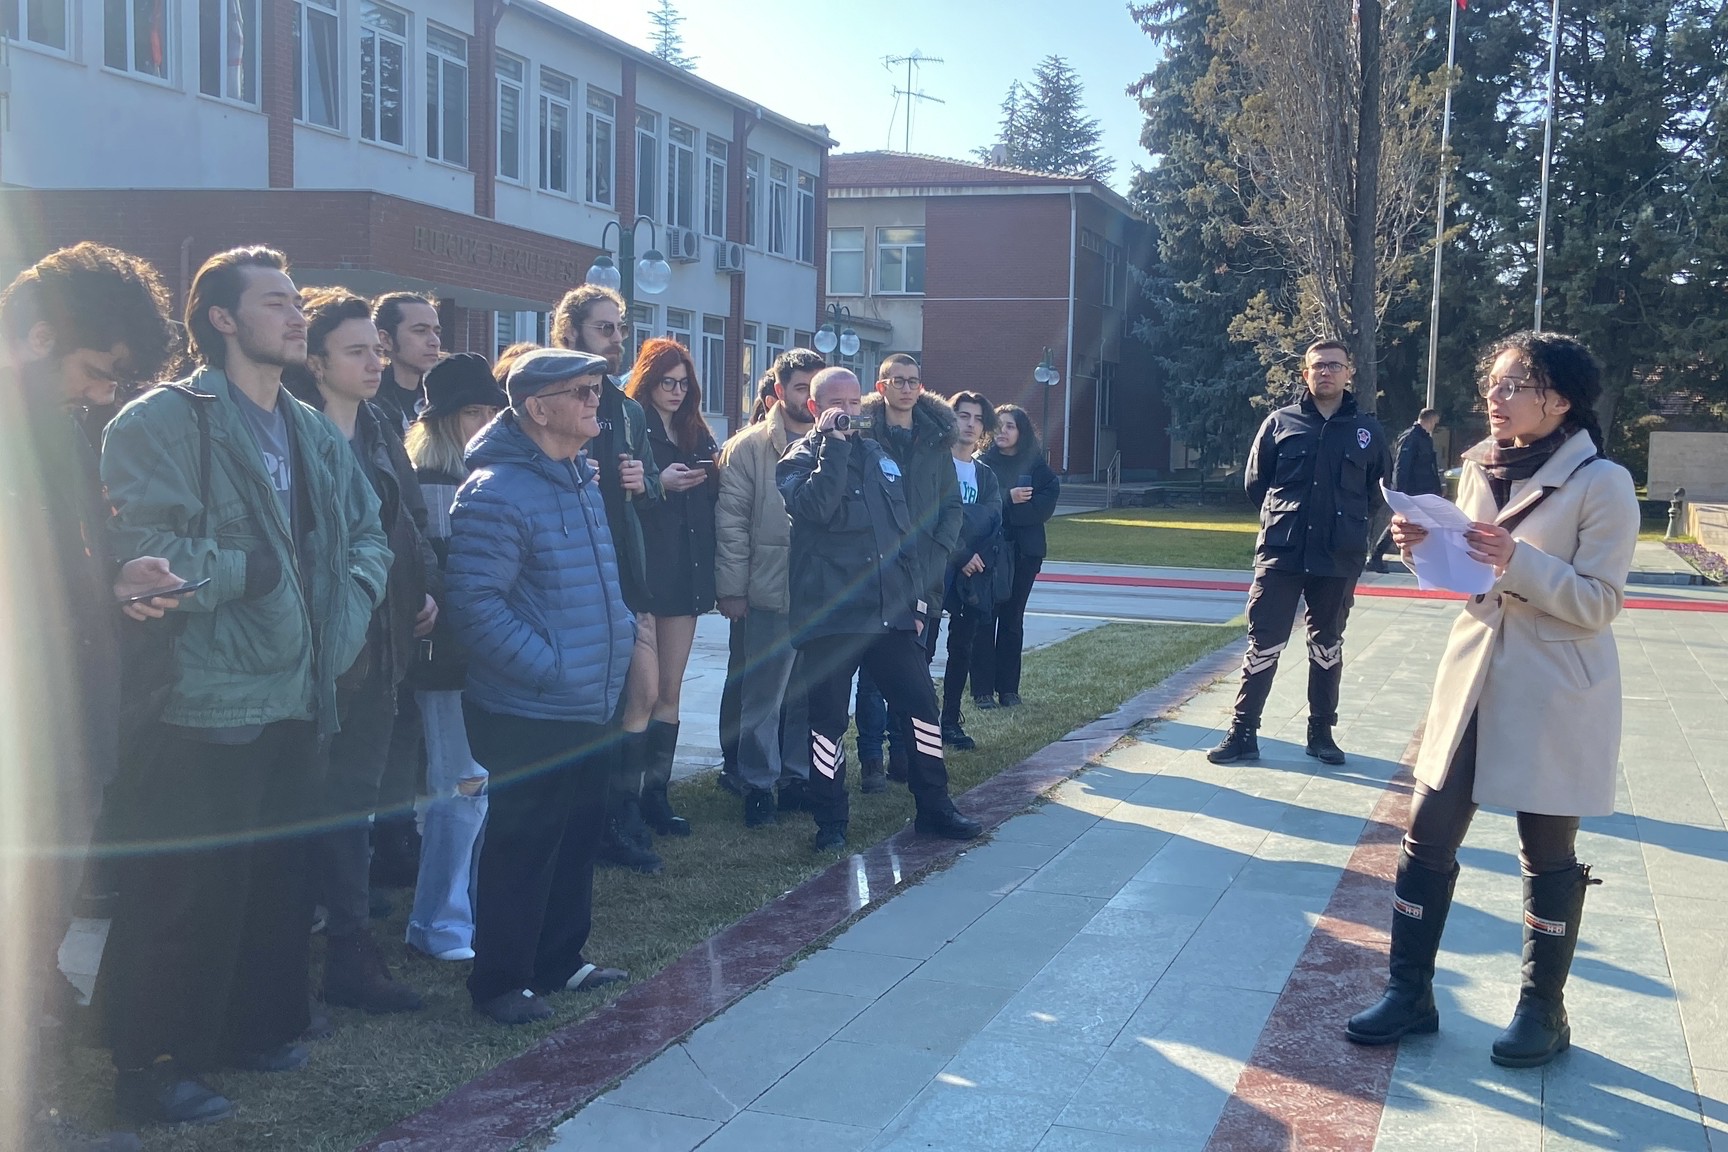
[1345,331,1639,1068]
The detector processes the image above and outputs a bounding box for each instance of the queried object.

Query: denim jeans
[406,689,488,957]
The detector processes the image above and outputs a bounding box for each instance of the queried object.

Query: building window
[768,161,790,256]
[1099,362,1118,427]
[585,89,616,207]
[794,329,815,350]
[740,321,759,419]
[744,152,762,249]
[425,25,468,166]
[876,226,926,295]
[495,53,524,181]
[3,0,69,50]
[360,1,407,148]
[105,0,171,80]
[635,109,659,222]
[665,308,693,350]
[630,303,655,368]
[294,0,340,129]
[828,228,864,296]
[495,310,547,356]
[199,0,257,103]
[539,70,572,194]
[765,325,787,366]
[796,171,817,265]
[701,316,726,418]
[666,121,697,232]
[704,137,728,240]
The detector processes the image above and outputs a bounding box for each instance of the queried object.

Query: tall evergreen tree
[647,0,697,70]
[980,57,1114,180]
[973,81,1026,165]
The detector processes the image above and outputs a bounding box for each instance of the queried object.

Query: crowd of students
[2,240,1058,1144]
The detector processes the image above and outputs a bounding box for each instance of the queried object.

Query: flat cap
[505,348,609,407]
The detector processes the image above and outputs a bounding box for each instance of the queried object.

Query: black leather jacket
[1392,422,1444,497]
[778,429,928,648]
[1244,390,1390,576]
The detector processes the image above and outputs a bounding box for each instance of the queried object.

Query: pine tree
[980,57,1113,180]
[647,0,696,70]
[973,81,1025,166]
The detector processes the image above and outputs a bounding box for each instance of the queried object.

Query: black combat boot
[639,721,691,836]
[1346,851,1458,1044]
[1305,717,1346,765]
[1491,864,1599,1067]
[1206,718,1259,764]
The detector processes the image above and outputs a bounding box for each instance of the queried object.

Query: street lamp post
[813,302,860,366]
[1034,347,1060,452]
[585,215,673,320]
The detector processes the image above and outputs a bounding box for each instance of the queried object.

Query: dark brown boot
[323,931,423,1014]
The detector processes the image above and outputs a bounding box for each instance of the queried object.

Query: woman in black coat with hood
[976,404,1060,707]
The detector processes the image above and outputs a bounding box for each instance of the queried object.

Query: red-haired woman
[620,338,720,839]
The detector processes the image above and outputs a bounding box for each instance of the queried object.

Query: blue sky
[557,0,1155,192]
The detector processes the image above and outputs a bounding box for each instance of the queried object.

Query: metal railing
[1104,451,1122,509]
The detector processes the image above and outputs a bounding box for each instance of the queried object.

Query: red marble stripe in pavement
[357,643,1248,1152]
[1203,728,1424,1152]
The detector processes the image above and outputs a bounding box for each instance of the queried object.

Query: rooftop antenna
[883,51,944,152]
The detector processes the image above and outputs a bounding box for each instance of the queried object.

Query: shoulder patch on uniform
[1357,428,1373,450]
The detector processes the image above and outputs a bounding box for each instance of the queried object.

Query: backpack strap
[1500,452,1605,535]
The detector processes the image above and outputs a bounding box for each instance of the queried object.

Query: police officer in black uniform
[777,368,983,852]
[1209,339,1390,766]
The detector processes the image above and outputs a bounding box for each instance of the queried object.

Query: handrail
[1105,450,1122,508]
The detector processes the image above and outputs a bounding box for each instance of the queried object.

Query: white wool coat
[1414,429,1640,817]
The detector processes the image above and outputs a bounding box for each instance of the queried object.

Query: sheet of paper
[1379,482,1496,595]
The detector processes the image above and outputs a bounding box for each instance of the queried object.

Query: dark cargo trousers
[1231,569,1357,726]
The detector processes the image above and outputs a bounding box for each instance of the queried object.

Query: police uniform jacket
[1244,390,1390,576]
[777,429,927,648]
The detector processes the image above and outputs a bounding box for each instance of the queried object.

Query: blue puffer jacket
[446,412,635,722]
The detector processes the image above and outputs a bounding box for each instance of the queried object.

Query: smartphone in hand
[121,577,211,605]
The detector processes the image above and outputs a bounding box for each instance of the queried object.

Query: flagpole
[1425,0,1460,410]
[1534,0,1560,332]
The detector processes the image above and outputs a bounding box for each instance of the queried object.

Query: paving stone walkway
[546,591,1728,1152]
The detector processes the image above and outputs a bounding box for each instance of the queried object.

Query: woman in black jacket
[622,338,720,838]
[976,405,1060,707]
[938,392,1011,749]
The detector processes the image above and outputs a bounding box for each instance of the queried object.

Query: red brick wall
[263,0,295,189]
[469,0,498,219]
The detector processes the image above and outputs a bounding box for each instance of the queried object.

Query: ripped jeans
[406,689,489,957]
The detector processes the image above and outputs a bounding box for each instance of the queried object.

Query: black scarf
[1463,426,1573,508]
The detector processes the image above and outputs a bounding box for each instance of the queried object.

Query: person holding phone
[977,405,1060,708]
[623,339,720,841]
[1346,332,1638,1068]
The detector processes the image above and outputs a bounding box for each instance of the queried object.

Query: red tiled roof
[828,151,1085,189]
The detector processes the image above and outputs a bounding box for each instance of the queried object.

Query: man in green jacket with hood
[96,247,389,1127]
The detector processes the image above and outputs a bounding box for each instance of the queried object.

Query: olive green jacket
[101,369,390,735]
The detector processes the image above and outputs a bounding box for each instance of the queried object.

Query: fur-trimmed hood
[859,390,961,453]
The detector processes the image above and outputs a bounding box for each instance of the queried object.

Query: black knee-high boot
[1491,863,1599,1067]
[639,720,690,837]
[1346,850,1459,1044]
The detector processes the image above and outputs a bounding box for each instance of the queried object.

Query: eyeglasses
[1477,374,1544,402]
[1306,361,1350,375]
[654,376,691,392]
[882,376,923,391]
[585,321,626,337]
[536,383,602,404]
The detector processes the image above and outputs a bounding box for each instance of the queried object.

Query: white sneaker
[432,946,475,962]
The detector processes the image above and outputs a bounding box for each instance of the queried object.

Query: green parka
[101,369,390,736]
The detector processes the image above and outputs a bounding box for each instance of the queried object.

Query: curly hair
[0,242,177,383]
[769,347,826,394]
[1479,330,1606,452]
[625,337,714,456]
[550,284,626,351]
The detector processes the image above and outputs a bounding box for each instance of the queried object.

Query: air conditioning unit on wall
[664,226,700,263]
[715,241,746,275]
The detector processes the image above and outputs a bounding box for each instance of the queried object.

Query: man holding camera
[777,368,982,852]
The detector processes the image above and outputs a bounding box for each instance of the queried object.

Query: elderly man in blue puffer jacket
[445,348,637,1024]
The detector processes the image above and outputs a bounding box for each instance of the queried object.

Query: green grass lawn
[1046,507,1262,569]
[66,619,1234,1152]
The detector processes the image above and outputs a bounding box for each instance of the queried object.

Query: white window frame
[827,227,864,296]
[666,121,697,233]
[701,316,726,418]
[630,303,656,368]
[200,0,259,104]
[538,69,573,194]
[585,88,616,208]
[495,53,525,183]
[794,329,815,351]
[796,171,818,265]
[1099,362,1118,427]
[704,137,728,240]
[495,309,547,355]
[765,325,788,367]
[744,152,762,249]
[665,308,694,350]
[294,0,340,129]
[768,160,790,257]
[740,321,760,419]
[875,226,927,295]
[104,0,174,83]
[635,109,659,223]
[1103,244,1121,308]
[359,1,408,149]
[3,0,71,52]
[425,24,469,167]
